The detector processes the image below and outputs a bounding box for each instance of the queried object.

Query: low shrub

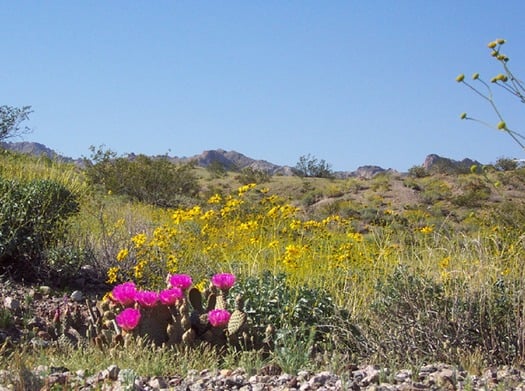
[367,266,520,366]
[227,271,340,347]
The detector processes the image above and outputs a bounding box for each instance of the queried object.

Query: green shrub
[228,271,339,346]
[293,154,334,178]
[495,157,519,172]
[235,167,271,184]
[206,160,229,178]
[0,177,79,278]
[84,146,200,208]
[301,189,324,207]
[452,178,491,207]
[408,165,428,178]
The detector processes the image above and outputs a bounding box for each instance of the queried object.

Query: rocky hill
[0,141,74,162]
[0,141,486,178]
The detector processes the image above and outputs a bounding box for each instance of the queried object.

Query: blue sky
[2,1,524,172]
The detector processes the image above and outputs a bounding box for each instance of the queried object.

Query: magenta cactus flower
[168,274,193,290]
[116,308,141,331]
[111,281,137,306]
[211,273,236,290]
[135,290,159,307]
[159,287,184,305]
[208,309,231,327]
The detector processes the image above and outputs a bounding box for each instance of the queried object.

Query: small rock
[149,376,168,389]
[39,285,52,295]
[394,369,412,383]
[104,364,120,381]
[70,290,84,302]
[3,297,20,311]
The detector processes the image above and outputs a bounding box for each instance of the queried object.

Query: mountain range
[0,141,482,179]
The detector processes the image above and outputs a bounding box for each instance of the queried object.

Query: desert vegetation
[1,39,525,388]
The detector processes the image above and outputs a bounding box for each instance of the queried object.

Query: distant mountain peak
[0,141,73,162]
[1,141,488,177]
[423,154,481,174]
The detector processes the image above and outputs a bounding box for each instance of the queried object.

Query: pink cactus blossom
[116,308,141,331]
[208,309,231,327]
[168,274,193,290]
[111,282,137,306]
[211,273,236,290]
[135,290,159,307]
[159,287,184,305]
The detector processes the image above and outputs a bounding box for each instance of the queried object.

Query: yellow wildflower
[208,194,222,204]
[131,233,147,248]
[106,266,119,284]
[116,248,129,262]
[420,226,433,235]
[238,183,256,195]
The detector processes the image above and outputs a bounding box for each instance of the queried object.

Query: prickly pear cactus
[227,294,249,348]
[136,305,171,345]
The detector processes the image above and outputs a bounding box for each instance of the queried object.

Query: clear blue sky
[2,1,524,172]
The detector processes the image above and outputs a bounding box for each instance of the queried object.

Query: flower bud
[460,112,467,120]
[488,41,497,49]
[472,73,479,80]
[495,74,506,81]
[497,121,506,130]
[456,74,465,82]
[496,38,506,44]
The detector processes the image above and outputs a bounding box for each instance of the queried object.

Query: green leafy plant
[227,271,338,347]
[0,177,79,279]
[84,146,199,208]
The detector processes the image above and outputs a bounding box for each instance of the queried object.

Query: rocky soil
[4,361,525,390]
[2,279,525,390]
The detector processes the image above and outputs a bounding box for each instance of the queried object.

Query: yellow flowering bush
[108,184,394,307]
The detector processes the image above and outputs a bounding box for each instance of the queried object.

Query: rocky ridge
[1,141,487,179]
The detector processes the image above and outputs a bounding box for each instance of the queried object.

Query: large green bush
[84,147,200,208]
[0,177,79,278]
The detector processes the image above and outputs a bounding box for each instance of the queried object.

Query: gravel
[2,362,525,390]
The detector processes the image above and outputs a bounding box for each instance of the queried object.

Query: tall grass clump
[364,209,525,367]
